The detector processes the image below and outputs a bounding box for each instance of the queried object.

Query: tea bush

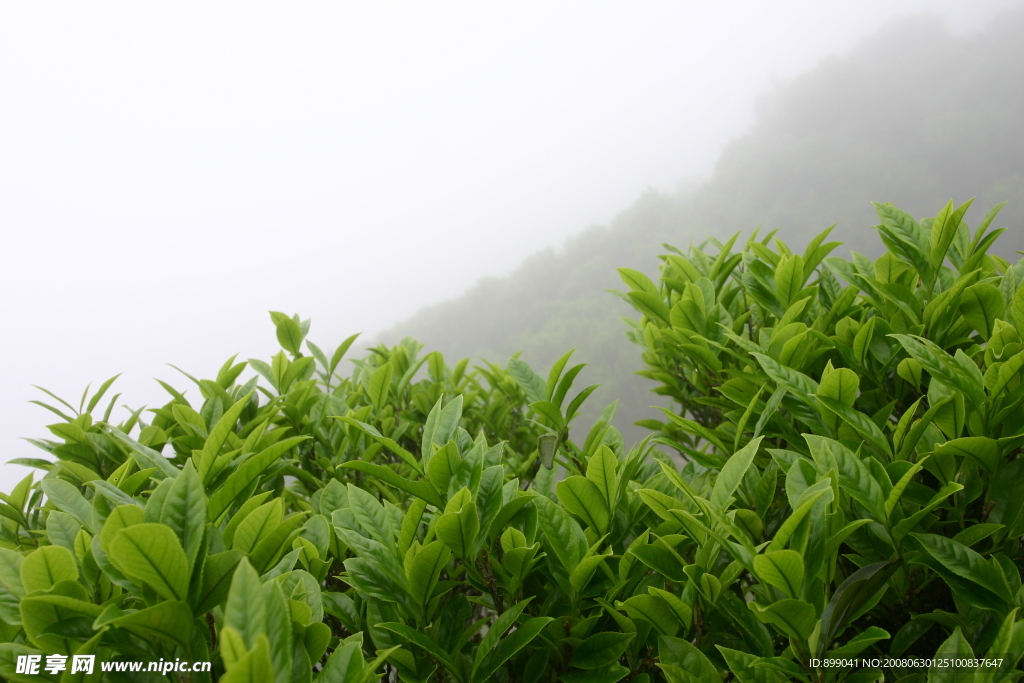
[1,199,1022,682]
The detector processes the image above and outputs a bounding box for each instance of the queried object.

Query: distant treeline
[379,9,1024,444]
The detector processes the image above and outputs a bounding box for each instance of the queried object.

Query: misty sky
[1,0,1019,491]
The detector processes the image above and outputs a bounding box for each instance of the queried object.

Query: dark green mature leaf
[659,636,720,683]
[819,561,899,651]
[750,599,817,641]
[928,627,975,683]
[535,497,588,573]
[890,335,985,409]
[570,631,634,669]
[618,594,680,636]
[816,396,891,456]
[711,436,763,510]
[474,617,553,683]
[378,622,462,680]
[913,533,1012,602]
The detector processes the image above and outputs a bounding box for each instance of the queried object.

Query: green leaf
[159,460,207,571]
[587,446,619,512]
[891,481,963,542]
[658,636,720,683]
[435,501,479,559]
[346,484,395,545]
[775,254,805,308]
[341,461,445,509]
[474,598,535,672]
[768,485,833,553]
[890,334,985,409]
[912,533,1012,602]
[473,617,553,683]
[421,395,463,465]
[807,436,886,521]
[617,267,660,296]
[929,198,973,272]
[508,358,548,403]
[197,391,252,483]
[959,283,1004,340]
[378,622,461,679]
[264,581,293,683]
[932,437,1000,473]
[224,557,267,648]
[368,363,393,410]
[108,523,190,601]
[45,512,82,553]
[109,600,193,648]
[536,497,587,573]
[827,626,890,657]
[750,599,817,641]
[885,457,927,519]
[40,479,94,531]
[208,437,308,522]
[405,541,450,612]
[20,546,78,594]
[819,560,899,651]
[195,550,244,614]
[816,396,891,456]
[929,627,975,683]
[426,441,462,493]
[272,312,304,355]
[710,436,763,510]
[337,418,422,474]
[753,550,804,599]
[556,476,610,533]
[104,425,179,479]
[570,631,634,670]
[628,291,671,325]
[817,365,859,432]
[618,594,679,636]
[222,633,275,683]
[630,545,688,583]
[751,353,820,404]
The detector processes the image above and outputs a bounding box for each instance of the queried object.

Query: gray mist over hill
[381,7,1024,445]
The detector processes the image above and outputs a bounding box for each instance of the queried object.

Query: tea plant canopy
[2,198,1024,681]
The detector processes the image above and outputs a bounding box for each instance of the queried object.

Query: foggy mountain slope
[379,9,1024,444]
[691,11,1024,251]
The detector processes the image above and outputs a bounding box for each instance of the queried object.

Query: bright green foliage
[622,199,1024,680]
[3,199,1024,682]
[0,311,666,682]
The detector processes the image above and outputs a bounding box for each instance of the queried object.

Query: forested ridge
[380,9,1024,443]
